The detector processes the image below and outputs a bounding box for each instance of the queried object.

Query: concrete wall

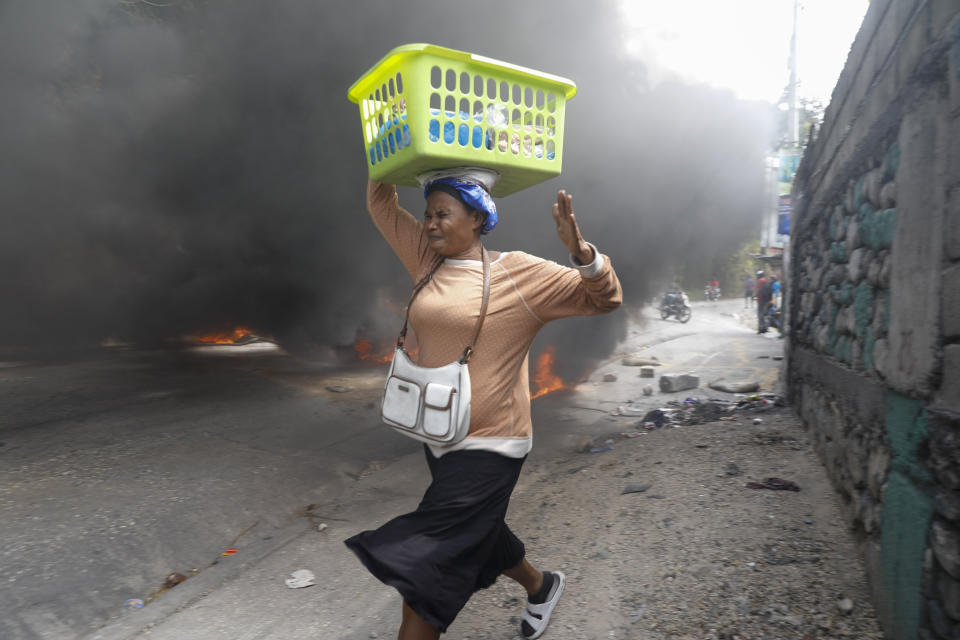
[788,2,960,639]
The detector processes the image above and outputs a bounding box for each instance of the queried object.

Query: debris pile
[613,393,785,431]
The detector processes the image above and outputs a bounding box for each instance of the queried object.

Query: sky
[618,0,870,105]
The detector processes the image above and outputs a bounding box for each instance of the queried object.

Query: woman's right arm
[367,180,434,281]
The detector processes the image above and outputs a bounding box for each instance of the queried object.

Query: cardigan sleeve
[517,247,623,322]
[366,180,437,282]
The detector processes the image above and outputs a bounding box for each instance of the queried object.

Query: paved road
[0,298,780,639]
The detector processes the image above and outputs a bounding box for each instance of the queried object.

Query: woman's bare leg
[398,601,440,640]
[502,557,544,595]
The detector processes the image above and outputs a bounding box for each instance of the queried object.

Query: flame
[353,333,419,364]
[184,326,256,344]
[531,346,569,399]
[354,337,395,363]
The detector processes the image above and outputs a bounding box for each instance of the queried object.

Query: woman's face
[424,191,482,257]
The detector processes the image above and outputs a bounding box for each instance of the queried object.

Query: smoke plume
[0,0,772,376]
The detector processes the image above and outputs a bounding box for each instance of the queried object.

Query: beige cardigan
[368,182,622,458]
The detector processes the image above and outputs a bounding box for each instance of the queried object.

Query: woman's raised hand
[552,190,595,265]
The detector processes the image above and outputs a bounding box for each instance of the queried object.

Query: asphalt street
[0,298,783,639]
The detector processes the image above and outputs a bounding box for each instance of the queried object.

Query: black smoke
[0,0,772,376]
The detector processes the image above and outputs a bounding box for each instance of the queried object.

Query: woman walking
[346,172,622,639]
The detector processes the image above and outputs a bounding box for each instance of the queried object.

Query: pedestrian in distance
[744,274,755,308]
[755,270,773,333]
[346,173,623,640]
[771,274,782,308]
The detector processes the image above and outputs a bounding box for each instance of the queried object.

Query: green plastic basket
[347,44,577,197]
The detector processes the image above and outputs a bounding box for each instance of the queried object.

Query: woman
[345,172,622,639]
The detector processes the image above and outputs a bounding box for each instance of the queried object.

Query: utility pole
[789,0,800,146]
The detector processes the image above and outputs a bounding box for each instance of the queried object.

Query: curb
[82,519,313,640]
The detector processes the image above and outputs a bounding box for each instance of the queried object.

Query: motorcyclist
[663,283,682,307]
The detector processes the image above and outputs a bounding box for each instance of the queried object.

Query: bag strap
[461,246,491,364]
[396,246,491,366]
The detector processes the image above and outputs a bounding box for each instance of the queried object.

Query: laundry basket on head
[347,44,577,197]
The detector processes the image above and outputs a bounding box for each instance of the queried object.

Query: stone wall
[787,2,960,639]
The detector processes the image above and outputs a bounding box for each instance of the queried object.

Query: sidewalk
[86,304,882,640]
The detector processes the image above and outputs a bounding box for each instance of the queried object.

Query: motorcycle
[704,284,721,301]
[660,291,692,323]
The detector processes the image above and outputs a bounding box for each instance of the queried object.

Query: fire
[531,346,569,399]
[184,326,257,344]
[352,333,417,364]
[354,337,395,364]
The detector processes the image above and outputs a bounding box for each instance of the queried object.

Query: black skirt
[344,446,527,632]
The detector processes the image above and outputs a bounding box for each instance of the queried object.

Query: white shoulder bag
[380,247,491,445]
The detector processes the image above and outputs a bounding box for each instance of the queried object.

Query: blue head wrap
[424,177,498,234]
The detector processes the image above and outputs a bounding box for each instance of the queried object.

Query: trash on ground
[708,379,760,393]
[124,598,144,610]
[317,523,328,532]
[659,373,700,393]
[837,598,855,615]
[622,483,652,495]
[220,548,239,557]
[326,385,351,393]
[639,367,655,378]
[745,477,800,491]
[588,445,614,454]
[621,355,661,367]
[753,418,763,424]
[616,393,785,431]
[620,431,646,438]
[642,409,670,428]
[164,573,188,589]
[285,569,316,589]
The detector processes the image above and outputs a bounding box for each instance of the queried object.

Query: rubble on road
[622,483,652,495]
[612,393,786,431]
[659,373,700,393]
[621,355,662,366]
[745,477,801,491]
[708,379,760,393]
